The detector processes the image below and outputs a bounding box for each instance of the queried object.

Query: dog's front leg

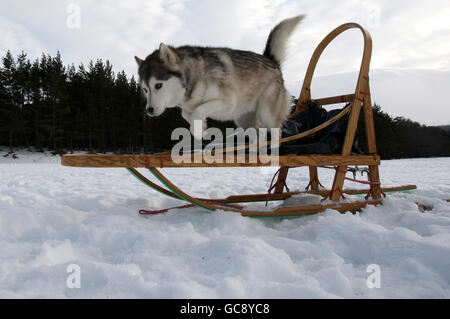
[189,118,207,140]
[181,110,204,140]
[189,99,225,140]
[181,110,192,124]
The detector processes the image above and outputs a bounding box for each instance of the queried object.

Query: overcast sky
[1,0,449,125]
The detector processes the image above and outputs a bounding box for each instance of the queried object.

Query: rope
[318,165,386,200]
[334,166,380,185]
[305,175,324,190]
[321,187,346,202]
[334,166,386,199]
[139,201,243,215]
[265,167,291,207]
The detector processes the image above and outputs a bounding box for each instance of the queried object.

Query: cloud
[1,0,449,125]
[289,69,450,126]
[0,17,45,59]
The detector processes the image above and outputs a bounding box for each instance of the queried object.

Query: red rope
[321,187,346,202]
[140,204,193,215]
[265,167,291,206]
[139,201,243,215]
[343,176,380,185]
[305,176,324,190]
[334,166,385,200]
[265,168,282,207]
[335,167,380,185]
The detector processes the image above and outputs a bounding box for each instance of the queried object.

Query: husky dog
[135,15,304,139]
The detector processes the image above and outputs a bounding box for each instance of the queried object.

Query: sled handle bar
[290,22,372,117]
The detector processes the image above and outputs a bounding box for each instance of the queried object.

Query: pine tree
[1,49,449,158]
[0,50,19,152]
[15,51,32,150]
[29,58,44,150]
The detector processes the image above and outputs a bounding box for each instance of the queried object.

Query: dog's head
[135,43,185,117]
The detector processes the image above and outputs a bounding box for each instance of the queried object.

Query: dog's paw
[190,120,206,140]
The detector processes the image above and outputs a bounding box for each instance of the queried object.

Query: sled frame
[61,23,417,217]
[282,22,381,202]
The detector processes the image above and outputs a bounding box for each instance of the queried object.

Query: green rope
[147,168,215,211]
[126,168,179,200]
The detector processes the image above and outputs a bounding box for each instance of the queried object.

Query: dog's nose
[147,107,154,115]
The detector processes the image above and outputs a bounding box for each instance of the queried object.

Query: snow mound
[0,152,449,298]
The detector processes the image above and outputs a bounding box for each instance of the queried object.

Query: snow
[0,149,449,298]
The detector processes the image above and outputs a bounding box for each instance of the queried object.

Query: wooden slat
[308,166,320,191]
[241,200,383,217]
[214,185,417,203]
[359,80,382,199]
[274,167,289,193]
[312,94,354,106]
[61,153,380,168]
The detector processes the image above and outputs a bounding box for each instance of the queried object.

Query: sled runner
[61,23,417,217]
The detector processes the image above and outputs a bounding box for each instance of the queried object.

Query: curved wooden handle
[291,23,372,117]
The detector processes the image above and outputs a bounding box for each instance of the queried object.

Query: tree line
[0,50,189,155]
[357,105,450,159]
[1,50,449,159]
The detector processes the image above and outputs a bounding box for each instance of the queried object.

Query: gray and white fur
[135,15,304,139]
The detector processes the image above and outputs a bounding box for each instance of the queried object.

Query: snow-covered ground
[0,149,449,298]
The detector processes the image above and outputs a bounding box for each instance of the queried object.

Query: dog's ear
[135,56,144,67]
[159,43,178,65]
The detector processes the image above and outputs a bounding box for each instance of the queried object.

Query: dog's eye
[143,88,148,94]
[155,83,163,90]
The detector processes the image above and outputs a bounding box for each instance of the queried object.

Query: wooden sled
[61,23,417,217]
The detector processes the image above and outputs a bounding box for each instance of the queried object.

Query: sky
[1,0,449,126]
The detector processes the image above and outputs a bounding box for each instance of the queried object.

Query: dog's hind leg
[234,112,256,129]
[255,85,290,130]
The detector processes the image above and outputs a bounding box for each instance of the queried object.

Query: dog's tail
[263,15,304,66]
